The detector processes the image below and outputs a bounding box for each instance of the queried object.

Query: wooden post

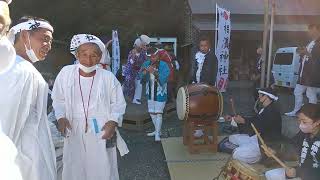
[267,0,275,87]
[260,0,270,88]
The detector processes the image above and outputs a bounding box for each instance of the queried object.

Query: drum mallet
[230,97,237,115]
[229,98,238,127]
[251,123,288,168]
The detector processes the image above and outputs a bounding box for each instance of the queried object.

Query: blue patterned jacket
[140,60,170,102]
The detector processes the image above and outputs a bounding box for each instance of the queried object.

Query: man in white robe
[0,124,23,180]
[0,16,56,180]
[0,2,23,180]
[52,34,128,180]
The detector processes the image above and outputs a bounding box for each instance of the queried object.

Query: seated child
[265,103,320,180]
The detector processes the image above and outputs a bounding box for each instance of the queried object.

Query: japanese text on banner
[215,5,231,92]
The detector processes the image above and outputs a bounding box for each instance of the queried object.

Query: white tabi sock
[147,114,157,136]
[155,114,163,141]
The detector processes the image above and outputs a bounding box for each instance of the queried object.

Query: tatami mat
[161,137,299,180]
[161,137,231,180]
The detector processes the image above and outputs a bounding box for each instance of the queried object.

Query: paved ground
[52,80,299,180]
[117,81,300,180]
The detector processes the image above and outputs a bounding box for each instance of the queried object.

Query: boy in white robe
[52,34,128,180]
[0,16,56,180]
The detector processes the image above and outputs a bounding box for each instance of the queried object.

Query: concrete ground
[53,80,300,180]
[117,80,300,180]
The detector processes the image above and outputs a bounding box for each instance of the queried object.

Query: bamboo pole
[230,98,237,115]
[251,123,288,168]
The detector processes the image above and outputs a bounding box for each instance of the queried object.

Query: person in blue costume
[140,47,169,141]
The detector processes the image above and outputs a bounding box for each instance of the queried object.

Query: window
[274,53,293,65]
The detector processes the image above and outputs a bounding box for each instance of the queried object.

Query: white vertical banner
[112,30,120,75]
[215,5,231,92]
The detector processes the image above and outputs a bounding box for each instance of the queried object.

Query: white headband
[1,0,12,4]
[8,19,53,43]
[146,49,159,57]
[10,19,53,34]
[258,90,278,101]
[70,34,106,63]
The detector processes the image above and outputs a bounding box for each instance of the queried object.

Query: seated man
[224,88,282,164]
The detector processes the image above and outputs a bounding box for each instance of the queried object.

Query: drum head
[176,87,187,120]
[184,83,223,121]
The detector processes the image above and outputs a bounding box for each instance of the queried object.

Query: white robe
[0,55,57,180]
[0,124,23,180]
[52,65,128,180]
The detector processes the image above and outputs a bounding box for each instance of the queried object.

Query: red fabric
[157,49,175,81]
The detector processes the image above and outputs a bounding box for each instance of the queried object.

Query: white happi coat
[52,65,128,180]
[0,55,57,180]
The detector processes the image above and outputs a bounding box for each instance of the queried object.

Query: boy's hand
[57,118,72,136]
[285,167,296,178]
[224,115,233,121]
[234,115,245,124]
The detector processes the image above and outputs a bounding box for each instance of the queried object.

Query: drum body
[176,83,223,121]
[222,160,266,180]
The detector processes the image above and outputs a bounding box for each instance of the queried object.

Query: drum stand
[183,120,218,154]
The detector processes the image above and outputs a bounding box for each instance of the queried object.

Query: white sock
[293,95,303,112]
[156,114,163,136]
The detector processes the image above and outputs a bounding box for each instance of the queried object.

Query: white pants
[229,134,261,164]
[133,79,142,101]
[293,84,319,111]
[148,100,166,113]
[265,168,301,180]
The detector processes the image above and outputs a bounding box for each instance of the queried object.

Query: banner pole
[267,0,275,87]
[260,0,270,88]
[215,3,218,52]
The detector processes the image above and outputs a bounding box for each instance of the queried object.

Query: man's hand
[101,121,117,140]
[57,118,72,136]
[147,66,156,74]
[142,68,147,75]
[233,115,245,124]
[285,167,296,178]
[224,115,233,121]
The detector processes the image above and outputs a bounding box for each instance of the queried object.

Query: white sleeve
[0,133,23,180]
[51,71,66,120]
[108,77,126,126]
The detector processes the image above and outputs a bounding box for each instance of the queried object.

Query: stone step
[122,102,176,131]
